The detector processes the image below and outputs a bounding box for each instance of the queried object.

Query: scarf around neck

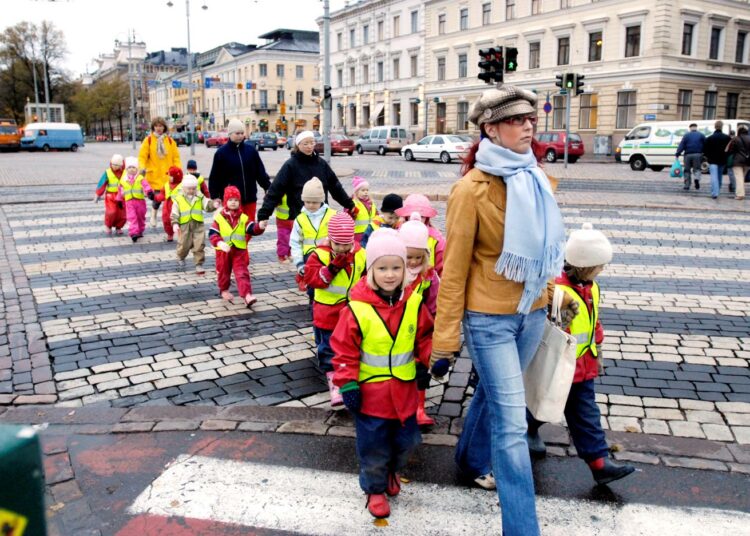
[474,138,566,314]
[156,133,167,157]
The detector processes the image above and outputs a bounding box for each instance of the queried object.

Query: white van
[616,119,750,171]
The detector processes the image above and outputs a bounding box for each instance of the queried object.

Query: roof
[194,42,256,68]
[145,48,194,67]
[257,29,319,54]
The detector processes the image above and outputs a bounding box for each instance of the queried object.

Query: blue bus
[21,122,84,152]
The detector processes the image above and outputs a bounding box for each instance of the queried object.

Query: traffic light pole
[322,0,332,163]
[564,90,571,169]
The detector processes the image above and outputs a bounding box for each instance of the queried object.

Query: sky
[5,0,350,77]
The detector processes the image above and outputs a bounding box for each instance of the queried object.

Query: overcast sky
[6,0,349,77]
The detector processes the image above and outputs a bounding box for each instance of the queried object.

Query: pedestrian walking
[675,123,706,191]
[256,130,357,230]
[526,223,636,485]
[303,212,366,407]
[154,166,183,242]
[351,176,377,242]
[431,86,576,535]
[360,193,403,248]
[117,157,154,242]
[209,186,264,308]
[171,174,217,274]
[290,178,336,287]
[208,118,270,221]
[728,125,750,200]
[330,228,433,520]
[138,117,182,228]
[704,121,731,199]
[275,194,293,263]
[94,153,127,235]
[395,194,445,276]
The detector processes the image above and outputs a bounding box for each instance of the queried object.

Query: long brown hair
[460,127,542,176]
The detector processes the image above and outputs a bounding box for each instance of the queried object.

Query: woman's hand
[258,220,268,230]
[559,301,580,329]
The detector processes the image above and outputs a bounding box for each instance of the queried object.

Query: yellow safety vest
[105,169,120,193]
[350,291,422,384]
[558,282,600,359]
[427,235,438,267]
[167,174,205,199]
[353,198,377,234]
[313,248,366,305]
[298,208,336,255]
[274,195,291,220]
[174,193,205,224]
[120,175,146,201]
[214,212,249,250]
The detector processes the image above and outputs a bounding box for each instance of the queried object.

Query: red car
[205,131,229,148]
[534,131,585,163]
[314,134,355,156]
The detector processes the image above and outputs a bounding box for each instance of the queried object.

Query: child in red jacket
[331,228,433,519]
[209,186,264,308]
[155,166,183,242]
[94,154,127,235]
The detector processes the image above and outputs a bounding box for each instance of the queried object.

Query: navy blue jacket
[703,130,731,165]
[208,141,271,204]
[675,130,706,157]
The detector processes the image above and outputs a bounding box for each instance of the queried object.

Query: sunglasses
[502,114,539,126]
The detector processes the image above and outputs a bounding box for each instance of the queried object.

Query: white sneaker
[474,473,496,490]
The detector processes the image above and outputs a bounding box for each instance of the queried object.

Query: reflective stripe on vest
[353,198,377,234]
[313,248,366,305]
[558,282,600,359]
[105,168,120,193]
[174,193,205,224]
[427,235,437,267]
[349,291,422,384]
[120,175,146,201]
[298,208,336,255]
[214,212,249,250]
[274,195,291,220]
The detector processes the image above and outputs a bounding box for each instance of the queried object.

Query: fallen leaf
[609,443,623,452]
[373,518,389,527]
[170,500,180,508]
[624,426,639,433]
[399,476,411,484]
[48,502,65,513]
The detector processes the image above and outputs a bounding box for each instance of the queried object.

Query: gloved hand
[331,253,351,269]
[346,205,359,219]
[147,191,155,201]
[258,220,268,230]
[217,241,231,253]
[152,199,160,210]
[339,381,361,413]
[139,168,147,176]
[559,300,580,329]
[296,264,305,276]
[416,363,431,390]
[213,199,222,210]
[93,195,101,203]
[429,350,455,378]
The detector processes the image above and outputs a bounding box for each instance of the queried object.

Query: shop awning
[369,102,385,124]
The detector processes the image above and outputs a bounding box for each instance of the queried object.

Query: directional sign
[171,80,182,89]
[204,78,213,89]
[644,114,657,121]
[543,102,552,114]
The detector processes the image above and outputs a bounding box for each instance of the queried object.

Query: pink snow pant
[125,199,147,237]
[276,217,293,259]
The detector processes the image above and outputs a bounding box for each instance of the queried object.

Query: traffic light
[171,113,179,120]
[505,47,518,72]
[555,73,564,89]
[478,47,504,85]
[323,85,332,100]
[563,73,575,91]
[574,74,585,97]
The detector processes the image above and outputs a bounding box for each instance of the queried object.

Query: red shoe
[416,390,435,426]
[366,493,390,518]
[386,473,401,497]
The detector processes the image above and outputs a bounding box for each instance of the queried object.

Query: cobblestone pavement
[1,144,749,476]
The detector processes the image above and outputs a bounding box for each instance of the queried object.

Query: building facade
[423,0,750,148]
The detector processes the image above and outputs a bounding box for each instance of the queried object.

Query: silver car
[355,126,409,155]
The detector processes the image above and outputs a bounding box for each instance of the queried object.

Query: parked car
[0,120,21,152]
[20,122,84,152]
[533,131,585,163]
[401,135,471,164]
[248,132,278,151]
[172,132,191,146]
[314,134,355,155]
[205,131,229,148]
[276,135,287,148]
[356,126,409,155]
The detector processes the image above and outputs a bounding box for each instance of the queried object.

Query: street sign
[543,102,552,114]
[559,89,567,95]
[644,114,657,121]
[171,80,182,89]
[204,78,213,88]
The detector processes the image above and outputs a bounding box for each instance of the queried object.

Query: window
[552,95,565,129]
[350,66,356,84]
[432,136,445,145]
[677,90,692,121]
[625,26,641,57]
[682,23,694,55]
[259,64,267,77]
[411,10,418,33]
[393,58,400,80]
[260,90,268,107]
[438,14,446,34]
[703,91,717,120]
[362,105,369,126]
[296,65,304,79]
[337,33,343,51]
[589,32,603,62]
[460,8,469,31]
[363,25,369,44]
[529,42,540,69]
[579,94,598,129]
[457,101,469,130]
[557,37,570,65]
[710,27,722,60]
[531,0,541,15]
[506,0,515,20]
[392,103,401,124]
[616,91,637,129]
[337,68,343,87]
[410,55,418,77]
[411,102,419,125]
[482,3,491,25]
[393,15,400,37]
[350,28,356,47]
[377,21,384,41]
[350,107,357,128]
[276,90,284,104]
[296,91,304,106]
[377,61,384,82]
[737,31,748,63]
[363,64,369,84]
[437,57,446,81]
[726,92,739,119]
[458,54,468,77]
[277,64,285,78]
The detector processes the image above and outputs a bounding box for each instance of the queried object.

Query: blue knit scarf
[475,138,566,314]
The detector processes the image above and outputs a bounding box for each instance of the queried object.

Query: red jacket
[303,244,365,331]
[331,279,433,423]
[405,268,440,317]
[208,208,263,247]
[556,272,604,383]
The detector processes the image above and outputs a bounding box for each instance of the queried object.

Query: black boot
[526,429,547,458]
[694,178,700,189]
[591,458,635,485]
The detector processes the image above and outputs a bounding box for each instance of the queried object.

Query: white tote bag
[524,286,578,423]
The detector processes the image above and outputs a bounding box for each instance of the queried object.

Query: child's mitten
[217,241,231,253]
[339,381,361,413]
[296,263,305,276]
[416,363,431,390]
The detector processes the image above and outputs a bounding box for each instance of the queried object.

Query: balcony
[252,103,278,113]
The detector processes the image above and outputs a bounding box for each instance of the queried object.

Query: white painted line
[128,455,749,536]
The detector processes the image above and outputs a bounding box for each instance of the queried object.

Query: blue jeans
[355,413,421,493]
[709,164,725,197]
[455,309,545,536]
[314,327,334,373]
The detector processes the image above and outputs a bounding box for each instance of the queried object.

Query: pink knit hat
[366,228,407,270]
[352,176,370,192]
[398,212,429,250]
[395,193,437,218]
[327,212,355,244]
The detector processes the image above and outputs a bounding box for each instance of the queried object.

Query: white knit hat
[181,174,199,189]
[295,130,315,146]
[124,156,138,169]
[565,223,613,268]
[110,154,124,166]
[226,118,244,134]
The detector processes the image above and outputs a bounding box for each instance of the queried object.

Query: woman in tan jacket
[429,86,574,536]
